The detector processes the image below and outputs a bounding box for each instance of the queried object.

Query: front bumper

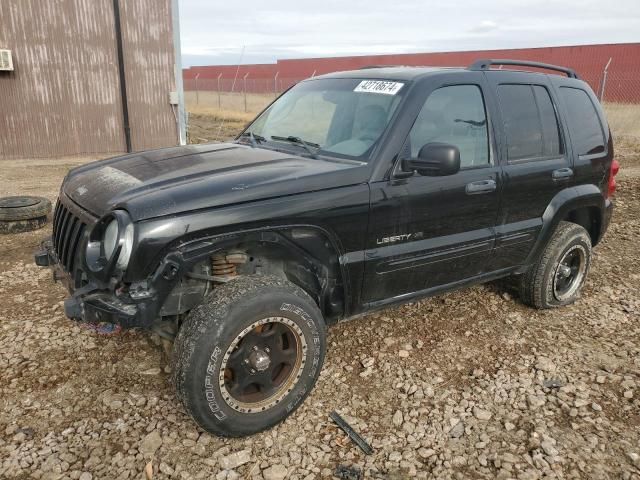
[35,239,182,329]
[34,239,77,293]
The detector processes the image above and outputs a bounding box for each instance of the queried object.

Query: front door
[362,77,500,306]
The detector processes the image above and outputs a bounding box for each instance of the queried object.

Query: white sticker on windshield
[354,80,404,95]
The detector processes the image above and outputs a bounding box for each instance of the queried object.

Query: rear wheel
[172,275,326,437]
[519,221,592,309]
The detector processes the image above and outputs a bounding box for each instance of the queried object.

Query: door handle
[466,179,497,195]
[552,167,574,181]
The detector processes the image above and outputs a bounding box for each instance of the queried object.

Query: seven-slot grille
[52,200,87,275]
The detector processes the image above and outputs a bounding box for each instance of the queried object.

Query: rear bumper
[599,198,613,245]
[34,238,179,329]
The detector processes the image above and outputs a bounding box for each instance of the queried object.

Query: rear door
[486,72,573,269]
[362,73,501,306]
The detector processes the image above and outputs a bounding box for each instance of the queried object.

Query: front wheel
[518,221,592,309]
[172,275,326,437]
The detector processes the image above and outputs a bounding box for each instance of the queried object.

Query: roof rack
[468,59,579,79]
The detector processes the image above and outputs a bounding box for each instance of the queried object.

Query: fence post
[195,73,200,105]
[274,71,279,98]
[600,57,613,102]
[217,73,222,109]
[243,73,249,113]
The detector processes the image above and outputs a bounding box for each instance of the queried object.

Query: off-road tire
[0,196,52,221]
[172,274,326,437]
[519,221,592,309]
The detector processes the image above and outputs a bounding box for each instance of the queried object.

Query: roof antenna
[215,45,245,142]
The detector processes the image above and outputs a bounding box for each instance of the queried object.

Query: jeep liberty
[35,59,619,437]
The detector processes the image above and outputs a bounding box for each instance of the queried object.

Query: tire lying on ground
[0,196,52,234]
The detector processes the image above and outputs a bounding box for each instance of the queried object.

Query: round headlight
[86,210,134,274]
[116,221,134,270]
[103,219,118,260]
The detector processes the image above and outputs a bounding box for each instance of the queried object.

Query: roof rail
[468,59,579,79]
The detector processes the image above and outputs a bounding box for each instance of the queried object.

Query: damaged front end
[34,193,184,330]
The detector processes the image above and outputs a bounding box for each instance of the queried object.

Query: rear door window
[559,87,606,156]
[533,86,563,157]
[498,84,562,161]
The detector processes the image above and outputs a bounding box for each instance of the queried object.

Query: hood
[63,143,367,220]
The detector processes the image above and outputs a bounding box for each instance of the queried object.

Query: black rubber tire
[172,274,326,437]
[518,221,592,309]
[0,196,52,221]
[0,216,48,234]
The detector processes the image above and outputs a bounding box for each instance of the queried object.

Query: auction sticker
[354,80,404,95]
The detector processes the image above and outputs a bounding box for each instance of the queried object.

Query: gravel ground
[1,142,639,480]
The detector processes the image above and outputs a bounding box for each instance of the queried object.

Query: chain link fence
[184,67,640,141]
[184,76,303,113]
[598,72,640,140]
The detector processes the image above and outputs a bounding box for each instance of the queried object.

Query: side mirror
[402,142,461,176]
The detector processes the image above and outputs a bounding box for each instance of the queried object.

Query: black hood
[63,143,367,221]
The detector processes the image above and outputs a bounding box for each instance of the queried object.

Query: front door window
[408,85,490,168]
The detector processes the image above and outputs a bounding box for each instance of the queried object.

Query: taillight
[607,159,620,198]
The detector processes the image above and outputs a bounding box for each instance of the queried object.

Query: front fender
[129,222,352,321]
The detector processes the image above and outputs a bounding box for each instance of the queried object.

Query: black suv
[36,59,619,437]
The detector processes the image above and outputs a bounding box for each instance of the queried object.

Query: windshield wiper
[238,131,266,147]
[270,135,320,158]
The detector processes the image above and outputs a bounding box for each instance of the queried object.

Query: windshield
[241,78,406,161]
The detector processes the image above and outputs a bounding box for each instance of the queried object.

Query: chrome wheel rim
[219,317,306,413]
[553,245,587,301]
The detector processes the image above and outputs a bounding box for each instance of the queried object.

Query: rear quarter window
[559,87,606,156]
[498,84,562,161]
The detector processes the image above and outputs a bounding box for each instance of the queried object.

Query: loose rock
[262,464,288,480]
[140,431,163,456]
[219,450,251,470]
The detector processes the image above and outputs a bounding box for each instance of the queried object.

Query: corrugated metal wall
[0,0,178,160]
[119,0,178,151]
[184,43,640,102]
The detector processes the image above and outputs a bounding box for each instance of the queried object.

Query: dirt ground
[0,135,639,480]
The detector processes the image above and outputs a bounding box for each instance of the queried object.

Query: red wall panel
[184,43,640,101]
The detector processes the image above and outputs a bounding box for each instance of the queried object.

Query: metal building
[184,43,640,103]
[0,0,184,160]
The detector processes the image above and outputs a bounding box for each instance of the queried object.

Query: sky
[179,0,640,67]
